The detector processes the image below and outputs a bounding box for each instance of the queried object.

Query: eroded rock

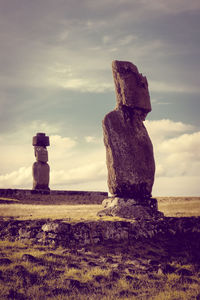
[112,60,151,112]
[98,197,163,220]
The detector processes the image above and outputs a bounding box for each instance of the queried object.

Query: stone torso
[103,106,155,199]
[32,161,50,190]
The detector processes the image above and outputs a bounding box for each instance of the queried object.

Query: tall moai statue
[32,133,50,191]
[98,61,163,219]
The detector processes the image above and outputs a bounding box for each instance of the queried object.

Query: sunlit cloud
[0,167,32,188]
[145,119,194,143]
[85,136,101,144]
[0,119,199,196]
[149,81,200,94]
[61,78,113,93]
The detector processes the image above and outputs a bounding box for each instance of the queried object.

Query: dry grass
[0,197,200,299]
[0,204,101,220]
[0,197,199,220]
[0,240,199,300]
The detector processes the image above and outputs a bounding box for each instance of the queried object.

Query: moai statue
[98,61,163,219]
[32,133,50,191]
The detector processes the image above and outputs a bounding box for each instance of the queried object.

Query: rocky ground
[0,217,200,299]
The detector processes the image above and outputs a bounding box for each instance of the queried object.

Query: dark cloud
[0,0,199,134]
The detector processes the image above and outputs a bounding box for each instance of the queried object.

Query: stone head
[35,146,48,163]
[112,60,151,114]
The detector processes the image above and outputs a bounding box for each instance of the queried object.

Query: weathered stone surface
[102,60,155,202]
[35,146,48,163]
[32,132,50,147]
[21,254,38,263]
[112,60,151,112]
[32,133,50,191]
[100,60,161,219]
[0,218,200,250]
[32,162,50,190]
[42,222,70,233]
[102,197,158,210]
[98,197,163,220]
[103,107,155,198]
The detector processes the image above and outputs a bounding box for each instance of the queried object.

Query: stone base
[32,185,50,192]
[97,197,164,220]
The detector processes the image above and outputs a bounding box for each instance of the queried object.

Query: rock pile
[32,133,50,191]
[98,60,163,219]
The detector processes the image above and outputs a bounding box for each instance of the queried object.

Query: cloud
[85,0,200,18]
[0,119,199,195]
[0,167,32,188]
[145,119,194,143]
[61,78,113,93]
[140,0,200,14]
[49,135,78,167]
[145,119,200,196]
[51,161,106,187]
[85,136,101,144]
[50,135,77,152]
[157,132,200,176]
[145,120,200,183]
[153,176,200,197]
[0,0,199,99]
[85,136,96,143]
[149,80,200,94]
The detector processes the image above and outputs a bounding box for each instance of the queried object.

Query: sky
[0,0,200,196]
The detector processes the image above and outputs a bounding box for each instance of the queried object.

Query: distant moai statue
[32,133,50,191]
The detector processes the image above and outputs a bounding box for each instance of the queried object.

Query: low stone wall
[0,217,200,248]
[0,189,108,204]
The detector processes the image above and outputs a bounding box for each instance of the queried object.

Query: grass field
[0,238,200,300]
[0,197,200,299]
[0,197,199,220]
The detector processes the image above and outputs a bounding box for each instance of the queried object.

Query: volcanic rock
[103,60,155,199]
[32,133,50,191]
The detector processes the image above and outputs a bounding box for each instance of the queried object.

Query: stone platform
[97,197,164,220]
[0,188,108,204]
[0,217,200,249]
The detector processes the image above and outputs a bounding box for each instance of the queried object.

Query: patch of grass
[157,197,200,217]
[0,197,19,203]
[0,240,200,299]
[0,197,200,220]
